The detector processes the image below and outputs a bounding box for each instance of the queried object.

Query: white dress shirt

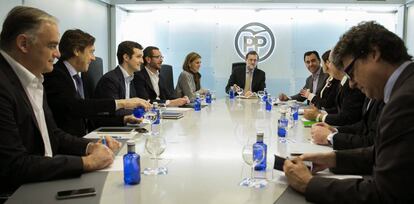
[145,66,160,99]
[0,50,53,157]
[119,65,134,99]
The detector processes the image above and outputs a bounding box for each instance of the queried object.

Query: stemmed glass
[240,143,267,188]
[236,88,244,99]
[143,136,168,175]
[257,91,265,104]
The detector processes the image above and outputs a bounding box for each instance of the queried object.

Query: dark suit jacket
[290,68,329,102]
[225,67,266,94]
[306,62,414,204]
[333,99,385,150]
[43,60,121,137]
[0,54,90,193]
[133,68,176,103]
[324,78,365,126]
[310,77,340,114]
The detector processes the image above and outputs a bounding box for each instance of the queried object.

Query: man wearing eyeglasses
[134,46,189,106]
[283,21,414,204]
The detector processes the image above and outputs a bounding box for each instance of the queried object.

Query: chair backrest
[232,62,246,73]
[83,57,103,96]
[160,64,174,96]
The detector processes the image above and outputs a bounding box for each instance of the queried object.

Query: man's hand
[233,84,241,92]
[311,124,333,145]
[299,152,337,173]
[117,98,151,111]
[82,143,114,172]
[123,114,143,124]
[278,93,289,101]
[304,106,320,121]
[300,89,310,98]
[283,157,313,193]
[168,97,189,107]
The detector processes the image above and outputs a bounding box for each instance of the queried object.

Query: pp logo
[234,22,275,62]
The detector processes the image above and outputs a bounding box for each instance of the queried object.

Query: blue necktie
[73,74,85,99]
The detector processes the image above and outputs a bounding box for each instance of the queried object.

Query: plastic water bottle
[291,103,299,126]
[123,140,140,185]
[263,88,268,102]
[253,131,267,171]
[205,90,212,104]
[194,93,201,111]
[265,94,272,111]
[278,112,288,143]
[229,86,235,99]
[133,106,145,118]
[152,102,160,135]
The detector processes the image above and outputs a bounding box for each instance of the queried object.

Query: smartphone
[56,187,96,200]
[273,155,286,171]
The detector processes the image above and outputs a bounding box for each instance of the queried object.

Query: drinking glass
[236,88,244,98]
[257,91,265,104]
[240,144,267,188]
[143,136,168,175]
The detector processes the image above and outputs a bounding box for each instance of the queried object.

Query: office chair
[82,57,103,96]
[160,64,175,97]
[232,62,246,73]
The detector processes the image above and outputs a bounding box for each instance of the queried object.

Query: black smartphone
[56,187,96,200]
[273,155,286,171]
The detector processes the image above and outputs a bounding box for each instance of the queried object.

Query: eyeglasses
[344,51,364,80]
[151,55,164,60]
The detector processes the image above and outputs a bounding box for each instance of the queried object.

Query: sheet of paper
[99,156,123,172]
[84,131,136,139]
[165,107,192,112]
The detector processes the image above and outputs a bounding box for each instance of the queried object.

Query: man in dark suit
[0,6,118,195]
[279,51,329,102]
[311,98,384,150]
[95,41,143,101]
[43,30,150,137]
[134,46,189,106]
[225,50,266,96]
[284,21,414,203]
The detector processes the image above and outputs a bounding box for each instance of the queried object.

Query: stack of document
[161,111,184,119]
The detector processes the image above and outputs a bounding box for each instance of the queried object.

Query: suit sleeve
[134,72,151,100]
[44,71,116,118]
[176,73,196,100]
[256,71,266,92]
[0,90,87,188]
[324,87,365,126]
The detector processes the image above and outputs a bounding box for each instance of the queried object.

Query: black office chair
[232,62,246,73]
[82,57,103,96]
[160,64,175,97]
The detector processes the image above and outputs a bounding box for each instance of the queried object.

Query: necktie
[244,71,252,92]
[73,74,85,99]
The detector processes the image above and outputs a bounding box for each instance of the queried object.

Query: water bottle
[194,93,201,111]
[291,103,299,126]
[133,106,145,118]
[229,86,235,99]
[278,112,288,143]
[253,131,267,171]
[265,94,272,111]
[205,90,212,104]
[263,88,268,102]
[152,102,160,135]
[123,140,140,185]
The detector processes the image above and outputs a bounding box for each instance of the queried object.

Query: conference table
[7,98,334,204]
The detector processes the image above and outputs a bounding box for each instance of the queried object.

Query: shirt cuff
[307,93,315,101]
[85,142,93,155]
[321,114,328,122]
[115,100,120,110]
[165,100,170,106]
[327,131,337,145]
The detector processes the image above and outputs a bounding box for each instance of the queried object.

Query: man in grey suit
[283,21,414,203]
[279,51,329,102]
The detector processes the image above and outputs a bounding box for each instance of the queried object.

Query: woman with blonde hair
[175,52,207,100]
